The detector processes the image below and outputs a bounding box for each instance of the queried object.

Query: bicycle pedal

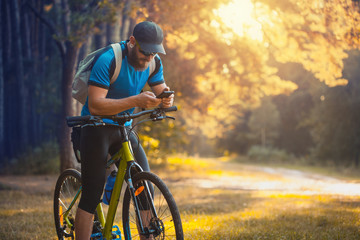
[111,225,122,239]
[89,225,121,240]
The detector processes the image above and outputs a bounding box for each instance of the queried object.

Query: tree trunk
[59,41,79,171]
[120,0,132,40]
[94,23,106,48]
[37,0,46,144]
[0,0,4,161]
[106,23,113,43]
[22,4,37,147]
[9,0,28,151]
[2,0,13,159]
[261,127,266,147]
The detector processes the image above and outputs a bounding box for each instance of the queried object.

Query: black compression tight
[78,125,150,214]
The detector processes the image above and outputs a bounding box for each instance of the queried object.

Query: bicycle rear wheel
[122,172,183,240]
[54,169,82,240]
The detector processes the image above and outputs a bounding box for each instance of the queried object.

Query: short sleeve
[88,49,114,89]
[148,56,165,87]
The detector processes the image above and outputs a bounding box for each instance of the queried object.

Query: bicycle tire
[54,169,102,240]
[122,171,183,240]
[54,169,82,240]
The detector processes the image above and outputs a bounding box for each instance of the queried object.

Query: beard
[127,49,149,71]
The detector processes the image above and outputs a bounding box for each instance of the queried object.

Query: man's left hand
[161,87,174,108]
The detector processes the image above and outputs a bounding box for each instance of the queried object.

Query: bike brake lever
[152,116,166,121]
[151,115,175,121]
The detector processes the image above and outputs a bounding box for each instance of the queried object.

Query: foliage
[47,0,120,46]
[218,110,253,155]
[272,89,314,156]
[247,145,294,163]
[256,0,360,86]
[136,111,188,164]
[307,51,360,165]
[248,97,280,147]
[150,0,360,165]
[1,142,60,175]
[2,0,360,171]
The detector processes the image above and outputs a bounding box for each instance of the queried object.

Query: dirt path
[175,162,360,196]
[1,160,360,196]
[0,174,57,194]
[181,166,360,196]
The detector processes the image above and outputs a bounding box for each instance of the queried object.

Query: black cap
[133,21,166,55]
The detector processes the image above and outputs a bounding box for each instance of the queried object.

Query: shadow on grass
[172,186,262,215]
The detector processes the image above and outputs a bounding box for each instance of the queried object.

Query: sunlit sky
[214,0,263,41]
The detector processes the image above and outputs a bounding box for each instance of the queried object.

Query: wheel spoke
[54,170,83,239]
[122,172,183,240]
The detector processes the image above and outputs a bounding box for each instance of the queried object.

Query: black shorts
[78,125,150,214]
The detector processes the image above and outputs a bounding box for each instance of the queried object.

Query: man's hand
[160,87,174,108]
[135,91,162,109]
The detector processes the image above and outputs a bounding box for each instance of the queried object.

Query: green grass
[1,156,360,239]
[157,156,360,239]
[0,190,56,239]
[175,188,360,239]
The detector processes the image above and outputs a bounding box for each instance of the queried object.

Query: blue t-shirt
[81,41,165,125]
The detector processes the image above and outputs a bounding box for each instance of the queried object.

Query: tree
[0,0,3,162]
[27,0,120,171]
[248,98,280,147]
[272,90,314,156]
[255,0,360,86]
[143,0,297,143]
[10,0,28,150]
[309,50,360,165]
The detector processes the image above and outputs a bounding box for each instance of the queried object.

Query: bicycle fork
[126,170,160,238]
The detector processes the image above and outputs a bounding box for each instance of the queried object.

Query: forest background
[0,0,360,173]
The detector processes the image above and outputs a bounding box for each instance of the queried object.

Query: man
[75,21,173,240]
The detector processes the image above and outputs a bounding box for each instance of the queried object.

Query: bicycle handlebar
[66,106,178,127]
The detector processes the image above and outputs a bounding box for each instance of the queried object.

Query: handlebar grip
[162,106,177,112]
[66,116,92,127]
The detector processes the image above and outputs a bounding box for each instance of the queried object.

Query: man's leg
[138,210,154,240]
[76,125,111,240]
[128,130,151,172]
[75,208,94,240]
[128,131,154,239]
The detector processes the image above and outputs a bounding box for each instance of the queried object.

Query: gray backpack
[72,43,157,104]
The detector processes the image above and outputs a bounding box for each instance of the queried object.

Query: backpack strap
[148,57,156,78]
[110,43,122,84]
[110,43,158,84]
[148,56,161,80]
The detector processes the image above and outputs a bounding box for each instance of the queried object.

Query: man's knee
[79,178,105,214]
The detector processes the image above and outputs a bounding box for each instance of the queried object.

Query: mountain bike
[53,106,183,240]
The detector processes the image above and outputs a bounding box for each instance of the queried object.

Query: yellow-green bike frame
[59,106,180,240]
[101,140,135,240]
[61,129,143,240]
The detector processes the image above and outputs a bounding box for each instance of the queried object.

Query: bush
[247,145,294,163]
[1,142,60,175]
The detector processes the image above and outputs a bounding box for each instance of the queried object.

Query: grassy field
[1,156,360,239]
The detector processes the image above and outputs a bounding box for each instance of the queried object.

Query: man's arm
[151,83,174,108]
[88,85,161,115]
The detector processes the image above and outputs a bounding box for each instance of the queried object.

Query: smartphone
[156,90,174,98]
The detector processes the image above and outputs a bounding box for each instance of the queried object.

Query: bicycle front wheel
[54,169,82,240]
[122,172,183,240]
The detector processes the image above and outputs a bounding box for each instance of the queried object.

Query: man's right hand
[135,91,162,109]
